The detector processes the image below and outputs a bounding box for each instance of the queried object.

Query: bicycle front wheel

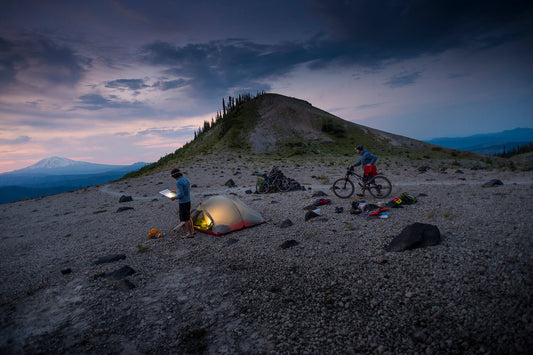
[367,175,392,199]
[332,178,354,198]
[256,179,270,194]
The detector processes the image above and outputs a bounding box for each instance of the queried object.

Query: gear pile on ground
[261,167,305,192]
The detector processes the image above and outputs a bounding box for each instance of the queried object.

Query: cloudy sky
[1,0,532,173]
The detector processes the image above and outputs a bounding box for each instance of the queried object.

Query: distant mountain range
[425,128,533,155]
[0,157,150,204]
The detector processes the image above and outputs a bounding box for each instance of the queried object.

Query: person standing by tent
[353,145,378,197]
[170,168,194,238]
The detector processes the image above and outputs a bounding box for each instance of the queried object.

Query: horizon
[1,0,532,173]
[2,126,531,174]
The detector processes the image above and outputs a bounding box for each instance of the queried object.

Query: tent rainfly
[191,195,266,236]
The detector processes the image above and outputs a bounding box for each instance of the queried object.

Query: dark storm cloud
[309,0,533,59]
[385,72,422,88]
[139,0,532,98]
[0,36,89,90]
[75,94,145,111]
[142,39,314,98]
[105,79,148,90]
[152,79,188,91]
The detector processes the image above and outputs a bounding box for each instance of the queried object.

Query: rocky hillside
[193,93,474,158]
[128,93,517,178]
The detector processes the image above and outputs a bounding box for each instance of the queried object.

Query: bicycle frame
[333,167,392,199]
[345,170,365,187]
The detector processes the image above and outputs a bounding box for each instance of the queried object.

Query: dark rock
[455,170,464,174]
[305,210,320,221]
[312,191,328,197]
[191,184,198,188]
[61,268,72,275]
[92,254,126,265]
[105,265,136,280]
[116,206,134,213]
[386,223,441,252]
[245,189,253,194]
[280,240,299,249]
[224,179,236,187]
[335,207,344,213]
[280,219,293,228]
[482,179,504,187]
[119,195,133,203]
[418,166,431,173]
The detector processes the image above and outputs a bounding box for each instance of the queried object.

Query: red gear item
[364,164,378,177]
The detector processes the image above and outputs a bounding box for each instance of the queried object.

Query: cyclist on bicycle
[353,145,378,197]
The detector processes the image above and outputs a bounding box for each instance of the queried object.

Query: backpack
[400,192,417,205]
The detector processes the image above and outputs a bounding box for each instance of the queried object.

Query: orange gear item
[148,228,165,239]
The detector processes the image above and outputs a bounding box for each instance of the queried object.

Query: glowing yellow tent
[191,195,266,236]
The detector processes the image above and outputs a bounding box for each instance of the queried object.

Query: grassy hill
[126,93,521,178]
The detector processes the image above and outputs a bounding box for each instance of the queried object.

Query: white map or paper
[159,189,177,198]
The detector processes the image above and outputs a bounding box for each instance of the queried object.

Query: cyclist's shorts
[364,164,378,178]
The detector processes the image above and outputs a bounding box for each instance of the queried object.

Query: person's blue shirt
[354,149,377,167]
[175,176,191,203]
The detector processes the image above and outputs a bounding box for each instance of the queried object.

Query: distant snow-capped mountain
[0,157,151,203]
[13,157,147,176]
[24,156,86,170]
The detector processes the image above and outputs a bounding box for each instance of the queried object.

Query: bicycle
[332,166,392,199]
[256,167,291,193]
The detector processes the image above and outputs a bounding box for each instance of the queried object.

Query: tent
[191,195,266,236]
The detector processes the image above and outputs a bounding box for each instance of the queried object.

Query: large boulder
[386,223,441,252]
[119,195,133,203]
[482,179,503,187]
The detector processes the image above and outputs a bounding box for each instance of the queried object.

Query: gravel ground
[1,157,532,354]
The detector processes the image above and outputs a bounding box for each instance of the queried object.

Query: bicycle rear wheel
[367,175,392,198]
[332,178,354,198]
[278,176,291,192]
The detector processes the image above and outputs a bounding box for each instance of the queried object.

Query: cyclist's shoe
[356,193,364,197]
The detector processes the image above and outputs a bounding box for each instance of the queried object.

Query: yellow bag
[148,228,165,239]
